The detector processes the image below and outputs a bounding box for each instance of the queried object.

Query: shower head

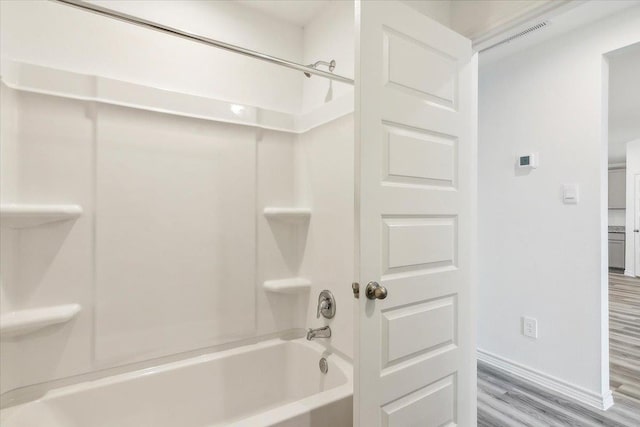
[304,59,336,78]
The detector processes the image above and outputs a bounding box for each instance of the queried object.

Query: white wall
[609,43,640,159]
[478,5,640,406]
[302,0,354,114]
[0,0,304,113]
[625,139,640,276]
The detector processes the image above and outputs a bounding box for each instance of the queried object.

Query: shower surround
[0,1,355,422]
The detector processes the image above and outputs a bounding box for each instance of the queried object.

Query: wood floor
[477,273,640,426]
[609,273,640,402]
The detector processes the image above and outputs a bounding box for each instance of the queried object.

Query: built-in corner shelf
[0,304,81,338]
[0,204,83,229]
[263,278,311,294]
[263,207,311,223]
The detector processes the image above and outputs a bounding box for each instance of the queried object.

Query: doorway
[606,41,640,407]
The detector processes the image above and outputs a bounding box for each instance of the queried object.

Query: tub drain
[319,357,328,374]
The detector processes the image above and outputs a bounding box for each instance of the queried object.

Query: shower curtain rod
[52,0,355,85]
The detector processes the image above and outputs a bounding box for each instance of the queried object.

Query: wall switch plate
[563,184,579,204]
[523,316,538,338]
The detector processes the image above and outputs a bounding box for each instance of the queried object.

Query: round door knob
[366,281,388,300]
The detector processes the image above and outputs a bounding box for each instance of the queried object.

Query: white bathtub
[0,338,353,427]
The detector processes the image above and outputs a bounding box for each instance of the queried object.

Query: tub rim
[1,336,354,427]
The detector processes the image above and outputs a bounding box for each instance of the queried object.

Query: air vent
[482,21,549,51]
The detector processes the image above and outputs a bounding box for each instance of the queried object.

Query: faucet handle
[316,290,336,319]
[317,299,329,318]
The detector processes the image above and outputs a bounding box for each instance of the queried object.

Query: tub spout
[306,325,331,340]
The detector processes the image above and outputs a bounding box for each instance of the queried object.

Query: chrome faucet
[306,325,331,340]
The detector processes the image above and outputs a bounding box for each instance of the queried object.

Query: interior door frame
[602,43,640,406]
[635,174,640,276]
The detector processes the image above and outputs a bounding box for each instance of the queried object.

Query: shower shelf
[0,304,81,338]
[263,207,311,222]
[0,204,83,228]
[263,278,311,294]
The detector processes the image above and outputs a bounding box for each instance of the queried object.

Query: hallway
[609,273,640,402]
[477,274,640,426]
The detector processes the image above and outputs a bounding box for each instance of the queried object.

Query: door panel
[382,295,455,367]
[381,374,456,427]
[355,1,476,425]
[384,29,458,107]
[384,125,457,187]
[383,216,456,272]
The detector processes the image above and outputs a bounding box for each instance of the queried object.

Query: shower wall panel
[94,105,257,365]
[255,130,307,336]
[0,87,300,393]
[1,91,95,393]
[295,115,355,359]
[0,0,354,395]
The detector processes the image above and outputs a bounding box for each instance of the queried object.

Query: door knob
[365,282,388,300]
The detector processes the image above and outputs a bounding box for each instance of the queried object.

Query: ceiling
[479,0,639,64]
[235,0,332,27]
[236,0,560,36]
[608,42,640,163]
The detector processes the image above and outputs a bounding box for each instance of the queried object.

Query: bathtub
[0,338,353,427]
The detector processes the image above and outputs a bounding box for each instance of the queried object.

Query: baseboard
[477,349,613,411]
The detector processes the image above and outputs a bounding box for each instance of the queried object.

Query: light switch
[563,184,579,204]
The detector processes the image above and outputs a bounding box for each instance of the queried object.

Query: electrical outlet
[523,317,538,339]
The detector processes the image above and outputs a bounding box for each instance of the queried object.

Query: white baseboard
[477,349,613,410]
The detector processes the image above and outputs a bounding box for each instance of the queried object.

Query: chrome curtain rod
[52,0,355,85]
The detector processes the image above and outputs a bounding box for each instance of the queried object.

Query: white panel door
[635,174,640,276]
[354,1,476,426]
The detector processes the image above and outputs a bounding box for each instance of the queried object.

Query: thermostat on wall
[517,153,538,169]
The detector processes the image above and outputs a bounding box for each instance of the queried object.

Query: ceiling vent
[481,21,549,52]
